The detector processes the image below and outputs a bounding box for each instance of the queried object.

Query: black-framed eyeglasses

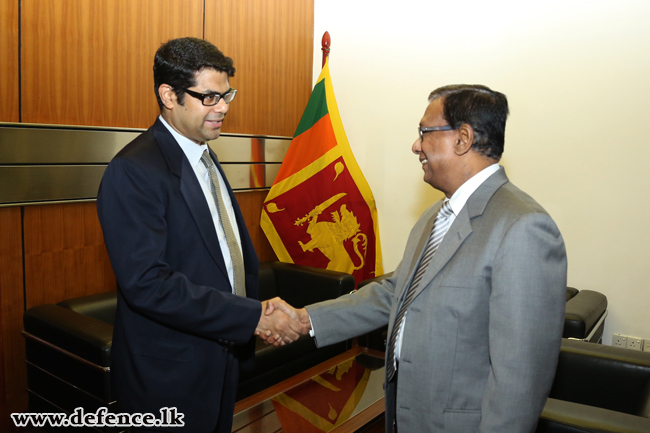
[418,125,458,141]
[183,88,237,106]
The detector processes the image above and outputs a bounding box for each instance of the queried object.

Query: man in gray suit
[266,84,567,432]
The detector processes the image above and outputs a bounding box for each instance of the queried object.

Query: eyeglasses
[183,88,237,106]
[418,125,458,141]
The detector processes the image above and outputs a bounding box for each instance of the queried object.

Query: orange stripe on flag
[273,114,337,185]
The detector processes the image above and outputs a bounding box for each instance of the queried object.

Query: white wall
[313,0,650,345]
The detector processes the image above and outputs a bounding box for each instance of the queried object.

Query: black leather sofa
[563,286,608,343]
[22,261,355,431]
[357,273,609,352]
[537,338,650,432]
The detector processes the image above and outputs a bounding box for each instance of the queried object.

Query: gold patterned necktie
[200,150,246,297]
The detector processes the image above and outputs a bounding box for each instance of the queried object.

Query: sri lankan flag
[261,59,382,285]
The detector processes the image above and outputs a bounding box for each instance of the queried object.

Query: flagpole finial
[321,31,331,68]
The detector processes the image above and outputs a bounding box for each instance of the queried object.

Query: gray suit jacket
[307,167,567,433]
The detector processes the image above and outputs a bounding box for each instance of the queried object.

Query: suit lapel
[395,202,440,302]
[411,205,473,299]
[409,167,510,300]
[152,120,230,280]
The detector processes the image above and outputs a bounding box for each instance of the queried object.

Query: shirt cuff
[309,316,315,337]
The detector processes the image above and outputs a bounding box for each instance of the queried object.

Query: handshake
[255,298,312,346]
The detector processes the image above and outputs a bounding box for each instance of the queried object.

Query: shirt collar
[448,163,500,216]
[158,115,208,167]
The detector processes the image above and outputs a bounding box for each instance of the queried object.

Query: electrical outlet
[644,340,650,352]
[627,337,643,351]
[612,334,627,347]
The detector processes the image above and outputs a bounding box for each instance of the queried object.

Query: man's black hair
[153,37,235,109]
[429,84,509,160]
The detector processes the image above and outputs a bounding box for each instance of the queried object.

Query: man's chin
[202,130,221,142]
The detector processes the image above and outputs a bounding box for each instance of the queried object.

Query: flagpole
[321,31,330,68]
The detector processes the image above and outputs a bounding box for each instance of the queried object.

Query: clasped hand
[255,297,311,347]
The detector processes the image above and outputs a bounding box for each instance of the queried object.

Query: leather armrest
[57,291,117,326]
[538,398,650,433]
[268,262,355,308]
[564,290,607,339]
[565,286,579,302]
[24,304,113,367]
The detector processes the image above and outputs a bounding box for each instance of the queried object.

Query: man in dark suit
[266,85,567,432]
[97,37,303,433]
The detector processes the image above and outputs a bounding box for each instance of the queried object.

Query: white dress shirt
[394,163,500,363]
[159,116,242,292]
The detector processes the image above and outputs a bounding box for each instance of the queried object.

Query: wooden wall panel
[206,0,314,137]
[20,197,274,309]
[24,202,116,308]
[0,207,26,431]
[235,190,277,263]
[21,0,203,128]
[0,0,19,122]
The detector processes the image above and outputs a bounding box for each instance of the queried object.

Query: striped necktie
[386,200,454,381]
[200,150,246,297]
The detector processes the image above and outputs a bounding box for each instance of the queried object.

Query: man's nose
[213,98,229,113]
[412,137,421,154]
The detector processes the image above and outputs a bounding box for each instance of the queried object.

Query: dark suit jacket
[97,118,261,432]
[308,168,567,432]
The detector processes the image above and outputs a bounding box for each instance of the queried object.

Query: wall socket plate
[644,340,650,352]
[627,337,643,351]
[612,334,627,347]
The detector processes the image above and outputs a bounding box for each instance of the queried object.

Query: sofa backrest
[258,261,278,301]
[550,339,650,417]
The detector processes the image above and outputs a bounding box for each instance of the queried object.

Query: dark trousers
[214,351,239,433]
[130,351,239,433]
[385,374,398,433]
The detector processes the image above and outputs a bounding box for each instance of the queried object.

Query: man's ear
[455,124,474,156]
[158,84,176,110]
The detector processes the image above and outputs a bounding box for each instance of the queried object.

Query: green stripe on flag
[293,79,328,138]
